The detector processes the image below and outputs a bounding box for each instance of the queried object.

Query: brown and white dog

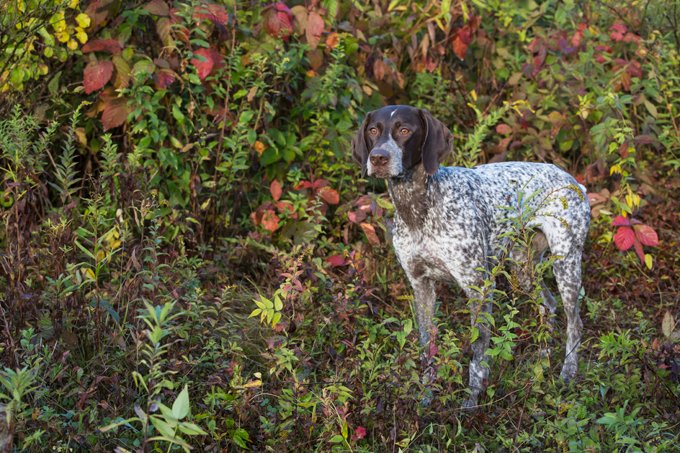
[353,105,589,408]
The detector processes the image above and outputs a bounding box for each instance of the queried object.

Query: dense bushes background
[0,0,678,450]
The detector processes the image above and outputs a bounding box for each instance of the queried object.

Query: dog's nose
[369,149,390,166]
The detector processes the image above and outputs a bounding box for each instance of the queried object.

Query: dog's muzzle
[369,148,390,167]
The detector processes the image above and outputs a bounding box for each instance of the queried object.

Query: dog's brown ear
[352,112,372,177]
[419,109,453,175]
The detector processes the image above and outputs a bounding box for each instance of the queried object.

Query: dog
[352,105,590,408]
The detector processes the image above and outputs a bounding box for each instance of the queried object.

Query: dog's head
[352,105,453,178]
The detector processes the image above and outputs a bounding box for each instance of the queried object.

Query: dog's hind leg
[553,251,584,381]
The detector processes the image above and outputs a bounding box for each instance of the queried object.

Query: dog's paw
[560,361,578,382]
[461,396,479,412]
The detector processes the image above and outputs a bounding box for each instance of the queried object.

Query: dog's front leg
[411,277,437,383]
[412,277,437,349]
[464,288,493,410]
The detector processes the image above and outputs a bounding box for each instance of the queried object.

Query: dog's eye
[399,128,411,136]
[368,127,379,136]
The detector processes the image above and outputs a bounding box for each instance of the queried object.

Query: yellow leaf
[67,39,78,50]
[644,254,653,270]
[69,0,79,8]
[470,89,477,102]
[609,164,622,175]
[52,12,67,32]
[75,29,88,44]
[55,31,70,43]
[76,13,91,29]
[83,267,95,280]
[243,379,262,388]
[75,127,87,145]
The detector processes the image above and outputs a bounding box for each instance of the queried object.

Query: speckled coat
[353,105,590,409]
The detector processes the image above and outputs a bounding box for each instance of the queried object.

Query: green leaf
[271,312,281,327]
[150,415,177,438]
[470,326,479,344]
[148,435,192,450]
[329,434,345,443]
[232,428,250,448]
[178,421,207,436]
[172,385,190,419]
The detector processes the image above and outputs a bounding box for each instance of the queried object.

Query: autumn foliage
[0,0,679,450]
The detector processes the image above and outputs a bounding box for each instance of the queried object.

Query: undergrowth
[1,0,679,450]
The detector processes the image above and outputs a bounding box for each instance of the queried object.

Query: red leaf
[265,3,293,38]
[496,124,512,135]
[261,209,280,232]
[632,238,645,264]
[326,255,347,267]
[611,215,631,227]
[360,222,380,245]
[191,48,221,80]
[452,26,472,60]
[613,226,635,251]
[270,180,282,201]
[452,36,467,60]
[609,23,627,42]
[294,181,313,190]
[352,426,367,441]
[153,70,175,89]
[312,178,329,190]
[348,210,366,224]
[101,97,129,130]
[318,187,339,205]
[305,11,324,49]
[82,39,123,55]
[373,59,387,81]
[83,60,114,94]
[144,0,169,16]
[193,2,228,26]
[275,201,295,217]
[427,340,439,358]
[633,224,659,247]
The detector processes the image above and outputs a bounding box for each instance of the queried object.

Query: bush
[0,0,678,450]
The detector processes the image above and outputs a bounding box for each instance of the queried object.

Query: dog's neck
[387,165,431,230]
